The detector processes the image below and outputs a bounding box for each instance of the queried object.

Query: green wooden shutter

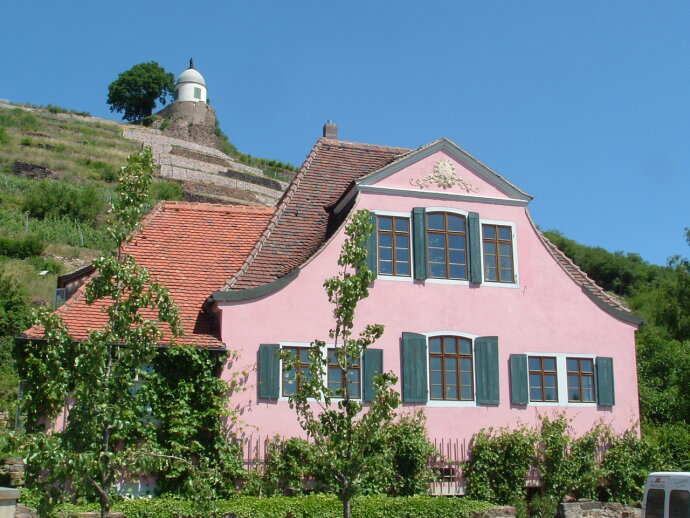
[475,336,499,404]
[365,213,377,275]
[258,344,280,399]
[362,348,383,402]
[412,208,427,280]
[468,212,483,284]
[510,354,529,405]
[596,357,615,406]
[401,332,428,403]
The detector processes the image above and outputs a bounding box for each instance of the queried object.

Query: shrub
[22,181,105,222]
[76,157,119,182]
[26,255,64,275]
[601,429,668,504]
[0,127,10,145]
[151,180,184,201]
[464,425,536,508]
[56,494,494,518]
[0,235,44,258]
[385,412,437,496]
[262,437,317,496]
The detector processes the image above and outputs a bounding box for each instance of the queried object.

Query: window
[427,212,468,280]
[670,490,690,518]
[327,349,361,398]
[646,489,666,518]
[193,87,201,99]
[529,356,558,402]
[567,357,595,402]
[377,216,410,276]
[482,224,514,283]
[281,346,312,396]
[429,336,473,400]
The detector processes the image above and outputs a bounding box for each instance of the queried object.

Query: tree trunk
[344,497,350,518]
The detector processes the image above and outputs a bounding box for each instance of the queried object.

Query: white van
[643,472,690,518]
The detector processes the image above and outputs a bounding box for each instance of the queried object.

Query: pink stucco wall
[218,151,640,445]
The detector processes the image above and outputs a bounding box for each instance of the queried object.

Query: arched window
[427,212,467,280]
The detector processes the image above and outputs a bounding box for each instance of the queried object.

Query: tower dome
[173,58,207,103]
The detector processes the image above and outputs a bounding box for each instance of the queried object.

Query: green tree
[107,62,174,122]
[19,147,182,518]
[0,275,30,417]
[280,209,401,518]
[655,228,690,341]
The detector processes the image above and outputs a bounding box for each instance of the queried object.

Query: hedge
[0,235,44,258]
[57,494,494,518]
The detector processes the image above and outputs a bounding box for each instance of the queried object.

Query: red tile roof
[226,138,410,290]
[24,202,274,347]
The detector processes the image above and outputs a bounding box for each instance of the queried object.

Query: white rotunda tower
[173,58,207,103]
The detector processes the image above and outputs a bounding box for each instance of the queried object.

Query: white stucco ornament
[410,159,479,192]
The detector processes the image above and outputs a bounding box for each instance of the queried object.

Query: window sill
[526,401,597,408]
[425,400,477,408]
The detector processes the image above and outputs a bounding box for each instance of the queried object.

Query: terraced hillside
[0,102,290,304]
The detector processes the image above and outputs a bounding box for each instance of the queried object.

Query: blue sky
[2,1,688,265]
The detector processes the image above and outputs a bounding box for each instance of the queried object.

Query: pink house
[28,124,642,481]
[210,128,641,450]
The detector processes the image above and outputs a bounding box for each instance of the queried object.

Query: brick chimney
[323,120,338,139]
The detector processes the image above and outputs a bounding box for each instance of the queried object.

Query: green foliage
[464,425,536,508]
[25,255,64,275]
[22,181,105,223]
[600,429,667,504]
[543,229,669,298]
[643,422,690,471]
[0,235,44,258]
[140,345,245,499]
[46,104,91,117]
[0,275,30,416]
[107,61,174,122]
[385,412,437,496]
[18,148,183,518]
[636,326,690,423]
[0,109,41,131]
[76,157,119,182]
[654,229,690,341]
[261,437,317,496]
[53,494,493,518]
[258,414,435,499]
[150,180,184,202]
[0,126,10,145]
[279,209,401,518]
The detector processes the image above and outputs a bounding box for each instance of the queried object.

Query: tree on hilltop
[107,61,174,122]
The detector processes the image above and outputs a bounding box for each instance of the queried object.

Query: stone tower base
[154,102,221,149]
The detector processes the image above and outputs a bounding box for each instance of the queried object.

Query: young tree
[20,147,182,518]
[280,209,401,518]
[106,62,174,122]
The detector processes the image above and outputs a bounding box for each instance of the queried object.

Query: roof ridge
[159,200,274,213]
[320,137,411,154]
[220,139,326,291]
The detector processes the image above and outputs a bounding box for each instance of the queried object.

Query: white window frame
[278,342,362,402]
[524,352,597,407]
[374,210,414,282]
[479,218,520,289]
[423,331,479,408]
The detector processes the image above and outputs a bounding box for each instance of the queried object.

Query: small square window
[193,87,201,99]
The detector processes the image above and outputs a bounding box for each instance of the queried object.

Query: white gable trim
[355,138,533,202]
[358,185,530,206]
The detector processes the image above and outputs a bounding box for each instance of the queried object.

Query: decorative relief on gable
[409,159,480,193]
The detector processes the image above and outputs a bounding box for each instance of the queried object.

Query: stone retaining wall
[558,501,641,518]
